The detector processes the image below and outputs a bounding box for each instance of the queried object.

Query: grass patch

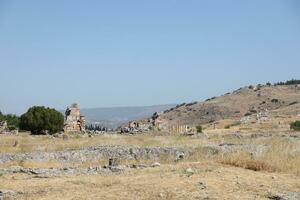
[219,152,275,172]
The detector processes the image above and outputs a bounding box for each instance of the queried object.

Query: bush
[20,106,64,134]
[224,121,241,129]
[196,126,202,133]
[244,112,252,117]
[224,125,230,129]
[290,121,300,131]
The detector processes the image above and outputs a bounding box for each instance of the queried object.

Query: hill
[135,84,300,131]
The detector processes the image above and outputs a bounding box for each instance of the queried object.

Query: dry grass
[219,151,275,172]
[0,132,212,154]
[1,131,300,199]
[1,132,300,176]
[1,163,300,200]
[217,138,300,175]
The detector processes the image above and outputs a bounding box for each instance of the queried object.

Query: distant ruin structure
[168,124,196,135]
[0,121,17,135]
[64,103,86,133]
[0,121,8,134]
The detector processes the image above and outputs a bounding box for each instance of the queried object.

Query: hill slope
[139,84,300,129]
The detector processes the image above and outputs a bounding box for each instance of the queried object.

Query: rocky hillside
[145,84,300,128]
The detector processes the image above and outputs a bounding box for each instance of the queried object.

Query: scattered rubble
[185,168,195,176]
[0,189,22,199]
[0,161,163,177]
[151,162,161,168]
[0,144,271,165]
[0,146,191,164]
[268,192,300,200]
[0,121,18,135]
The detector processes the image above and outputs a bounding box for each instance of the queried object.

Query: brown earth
[147,84,300,128]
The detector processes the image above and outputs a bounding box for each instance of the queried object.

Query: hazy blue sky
[0,0,300,114]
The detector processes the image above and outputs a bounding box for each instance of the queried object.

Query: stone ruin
[240,109,270,124]
[120,112,165,133]
[168,124,197,135]
[120,120,145,133]
[64,103,86,133]
[0,121,8,134]
[120,112,196,135]
[256,109,269,123]
[0,121,18,135]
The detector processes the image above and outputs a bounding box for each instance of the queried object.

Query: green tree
[290,121,300,131]
[196,125,203,133]
[20,106,64,134]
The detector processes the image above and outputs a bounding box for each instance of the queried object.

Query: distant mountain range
[75,104,176,129]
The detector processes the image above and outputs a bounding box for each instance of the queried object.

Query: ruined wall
[64,103,86,133]
[0,121,8,134]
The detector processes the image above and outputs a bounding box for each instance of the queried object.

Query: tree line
[85,124,108,131]
[1,106,64,135]
[273,79,300,86]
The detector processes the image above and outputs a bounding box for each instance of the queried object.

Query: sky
[0,0,300,114]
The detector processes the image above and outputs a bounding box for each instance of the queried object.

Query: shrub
[196,126,202,133]
[20,106,64,134]
[244,112,252,116]
[290,121,300,131]
[224,125,230,129]
[224,121,241,129]
[186,102,197,107]
[176,103,186,108]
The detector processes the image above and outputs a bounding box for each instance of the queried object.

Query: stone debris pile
[0,121,18,135]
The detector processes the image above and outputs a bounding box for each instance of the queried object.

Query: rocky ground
[0,132,300,200]
[1,161,300,200]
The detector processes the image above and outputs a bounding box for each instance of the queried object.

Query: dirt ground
[1,162,300,200]
[1,125,300,199]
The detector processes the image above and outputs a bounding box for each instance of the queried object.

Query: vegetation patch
[224,121,241,129]
[290,121,300,131]
[20,106,64,135]
[274,79,300,86]
[220,158,275,172]
[196,126,202,133]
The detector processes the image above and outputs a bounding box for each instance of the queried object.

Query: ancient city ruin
[168,124,197,135]
[64,103,86,133]
[121,112,196,135]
